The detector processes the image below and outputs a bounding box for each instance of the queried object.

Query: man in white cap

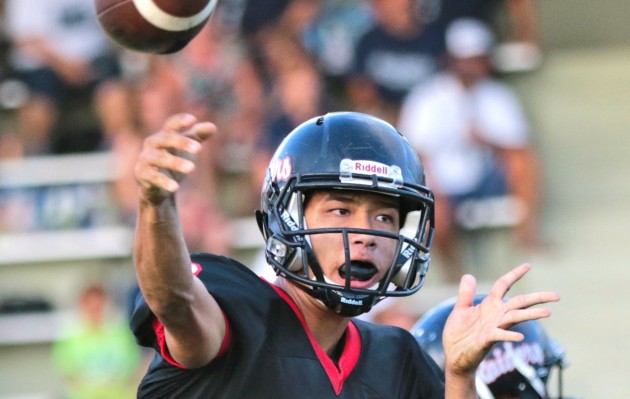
[398,18,542,283]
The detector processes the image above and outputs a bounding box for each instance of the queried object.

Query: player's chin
[348,278,381,290]
[325,275,380,290]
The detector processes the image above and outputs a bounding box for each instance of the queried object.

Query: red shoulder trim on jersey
[216,310,232,357]
[267,282,361,395]
[151,310,233,368]
[152,318,184,368]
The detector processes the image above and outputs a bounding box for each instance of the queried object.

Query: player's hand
[441,263,559,379]
[134,113,217,203]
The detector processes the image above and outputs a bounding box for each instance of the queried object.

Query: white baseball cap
[445,18,495,58]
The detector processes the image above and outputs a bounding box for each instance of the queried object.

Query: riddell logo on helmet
[280,210,299,231]
[339,159,403,183]
[350,160,389,176]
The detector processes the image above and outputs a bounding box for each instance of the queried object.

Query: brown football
[94,0,218,54]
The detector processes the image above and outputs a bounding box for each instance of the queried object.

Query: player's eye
[332,208,350,216]
[376,214,395,224]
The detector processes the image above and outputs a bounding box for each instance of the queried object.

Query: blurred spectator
[247,25,334,200]
[110,60,232,255]
[52,284,141,399]
[108,58,179,227]
[177,22,264,210]
[239,0,371,108]
[417,0,543,72]
[398,19,543,282]
[238,0,293,41]
[109,24,254,253]
[254,27,324,152]
[301,0,373,101]
[3,0,134,155]
[346,0,442,125]
[0,131,23,159]
[238,0,319,77]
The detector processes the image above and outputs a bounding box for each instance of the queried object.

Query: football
[94,0,218,54]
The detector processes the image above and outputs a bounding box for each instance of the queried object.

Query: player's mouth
[338,261,378,283]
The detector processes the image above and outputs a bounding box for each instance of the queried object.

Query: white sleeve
[4,0,49,39]
[473,81,530,147]
[398,85,435,151]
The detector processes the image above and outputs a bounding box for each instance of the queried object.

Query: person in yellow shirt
[52,284,141,399]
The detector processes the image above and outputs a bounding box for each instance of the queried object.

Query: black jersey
[131,253,445,398]
[352,24,442,106]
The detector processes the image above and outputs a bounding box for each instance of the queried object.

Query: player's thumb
[186,121,218,143]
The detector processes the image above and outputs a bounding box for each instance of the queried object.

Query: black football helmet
[256,112,435,316]
[411,296,575,399]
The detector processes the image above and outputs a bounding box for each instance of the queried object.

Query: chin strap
[319,288,378,317]
[287,276,378,317]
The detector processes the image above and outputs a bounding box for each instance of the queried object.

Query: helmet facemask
[261,172,434,317]
[257,112,435,317]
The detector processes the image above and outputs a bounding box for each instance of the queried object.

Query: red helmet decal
[270,156,292,182]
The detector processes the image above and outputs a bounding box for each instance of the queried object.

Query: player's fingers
[501,307,552,329]
[185,121,218,143]
[489,263,532,299]
[163,113,198,133]
[145,130,203,156]
[506,291,560,311]
[135,145,197,195]
[141,146,196,177]
[454,274,477,310]
[135,163,179,193]
[162,114,217,144]
[492,329,524,343]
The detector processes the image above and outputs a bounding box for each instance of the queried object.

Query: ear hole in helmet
[391,256,429,288]
[391,258,415,288]
[400,210,421,239]
[286,247,303,271]
[266,237,304,273]
[397,210,422,287]
[392,210,429,288]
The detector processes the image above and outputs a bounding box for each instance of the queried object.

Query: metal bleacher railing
[0,149,260,310]
[0,151,133,265]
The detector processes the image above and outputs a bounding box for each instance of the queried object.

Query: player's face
[303,190,401,289]
[451,54,491,82]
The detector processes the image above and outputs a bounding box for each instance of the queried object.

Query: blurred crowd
[0,1,547,394]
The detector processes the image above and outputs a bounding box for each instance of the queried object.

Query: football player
[413,295,576,399]
[131,111,559,397]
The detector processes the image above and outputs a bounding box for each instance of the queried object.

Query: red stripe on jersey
[152,318,184,368]
[151,310,232,368]
[216,311,232,357]
[267,282,361,395]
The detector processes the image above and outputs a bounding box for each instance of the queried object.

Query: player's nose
[347,214,378,248]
